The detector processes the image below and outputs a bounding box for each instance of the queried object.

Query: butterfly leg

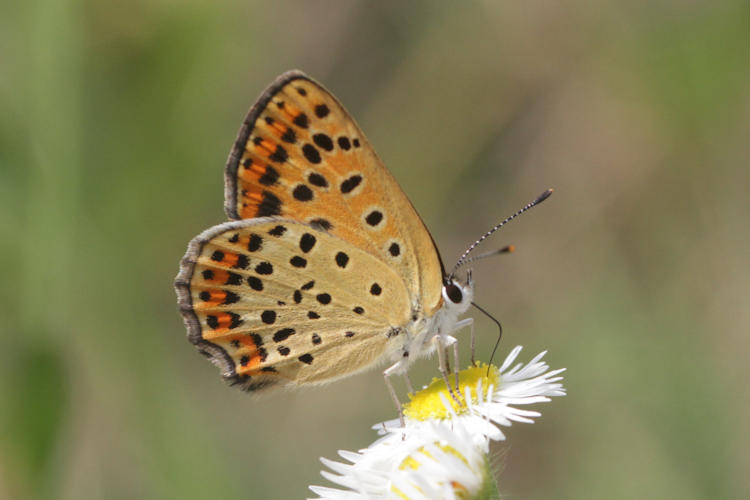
[450,318,475,366]
[434,335,462,406]
[439,334,460,392]
[403,373,415,395]
[384,358,407,427]
[448,334,460,390]
[442,342,451,374]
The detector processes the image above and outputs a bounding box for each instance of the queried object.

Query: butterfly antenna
[450,188,553,277]
[458,244,515,266]
[471,302,503,374]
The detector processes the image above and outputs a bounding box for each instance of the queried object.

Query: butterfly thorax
[382,276,474,373]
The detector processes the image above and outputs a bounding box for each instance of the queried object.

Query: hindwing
[176,218,411,391]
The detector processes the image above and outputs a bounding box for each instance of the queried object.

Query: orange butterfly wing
[176,71,451,392]
[223,70,444,318]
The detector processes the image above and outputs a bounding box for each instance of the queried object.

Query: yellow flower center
[392,443,474,499]
[403,363,499,420]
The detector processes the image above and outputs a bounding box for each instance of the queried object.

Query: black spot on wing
[308,173,328,187]
[259,166,280,186]
[273,328,295,342]
[340,175,362,194]
[248,234,263,252]
[255,262,273,275]
[293,184,314,201]
[335,252,349,268]
[365,210,383,226]
[235,255,250,269]
[314,104,330,118]
[313,133,333,151]
[302,144,321,164]
[268,145,288,163]
[225,272,243,285]
[250,333,264,348]
[261,310,276,324]
[299,233,316,253]
[290,256,307,268]
[293,113,309,128]
[281,127,296,143]
[310,218,332,231]
[247,276,263,291]
[257,191,282,217]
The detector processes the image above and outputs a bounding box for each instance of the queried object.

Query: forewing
[175,218,411,391]
[224,70,444,316]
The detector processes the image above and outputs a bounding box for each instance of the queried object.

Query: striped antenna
[450,188,553,277]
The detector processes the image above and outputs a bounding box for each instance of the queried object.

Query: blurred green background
[2,1,749,498]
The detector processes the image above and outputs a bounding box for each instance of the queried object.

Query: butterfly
[175,70,550,402]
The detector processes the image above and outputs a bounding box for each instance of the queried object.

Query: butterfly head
[442,269,474,315]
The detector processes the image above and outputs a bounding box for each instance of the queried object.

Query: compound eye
[445,283,463,304]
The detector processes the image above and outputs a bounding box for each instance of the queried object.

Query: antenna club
[506,244,516,253]
[536,188,554,204]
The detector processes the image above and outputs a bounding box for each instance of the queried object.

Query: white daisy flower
[310,346,565,499]
[381,346,566,442]
[309,418,494,500]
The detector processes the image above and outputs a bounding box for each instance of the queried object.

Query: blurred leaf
[2,339,68,498]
